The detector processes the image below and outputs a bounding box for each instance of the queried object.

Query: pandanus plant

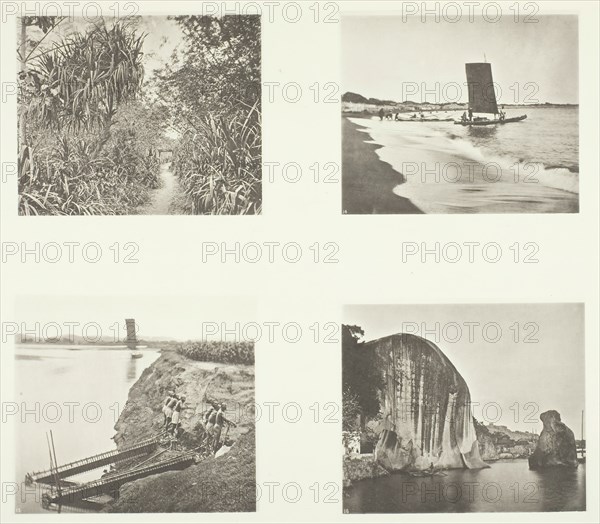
[18,19,152,215]
[25,21,145,139]
[173,101,262,215]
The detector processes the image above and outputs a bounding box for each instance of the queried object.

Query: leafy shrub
[18,19,163,215]
[19,120,161,215]
[176,341,254,365]
[172,105,261,214]
[156,15,262,215]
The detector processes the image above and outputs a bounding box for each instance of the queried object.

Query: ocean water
[344,459,586,513]
[349,107,579,213]
[14,345,159,513]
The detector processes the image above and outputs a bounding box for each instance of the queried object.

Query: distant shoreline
[342,92,578,113]
[15,343,157,350]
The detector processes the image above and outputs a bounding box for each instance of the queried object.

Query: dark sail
[465,63,498,114]
[125,318,137,349]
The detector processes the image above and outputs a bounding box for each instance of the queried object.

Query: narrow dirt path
[139,162,185,215]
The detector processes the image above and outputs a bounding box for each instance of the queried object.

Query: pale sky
[342,15,579,104]
[15,295,256,341]
[344,304,585,435]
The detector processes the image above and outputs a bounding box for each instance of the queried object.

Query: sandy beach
[342,114,579,214]
[342,117,423,214]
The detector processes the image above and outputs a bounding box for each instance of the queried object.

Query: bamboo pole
[49,431,62,499]
[19,17,27,152]
[45,432,61,503]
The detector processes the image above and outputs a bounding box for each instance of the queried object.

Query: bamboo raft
[26,436,161,485]
[42,452,197,508]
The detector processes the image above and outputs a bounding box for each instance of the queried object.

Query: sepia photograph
[342,304,585,513]
[342,15,579,214]
[13,296,256,513]
[2,2,598,523]
[17,15,261,215]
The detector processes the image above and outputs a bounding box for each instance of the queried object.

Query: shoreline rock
[343,455,389,487]
[367,334,488,472]
[529,410,578,469]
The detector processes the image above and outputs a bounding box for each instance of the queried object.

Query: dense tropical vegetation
[176,340,254,365]
[155,16,261,214]
[18,15,261,215]
[342,324,383,432]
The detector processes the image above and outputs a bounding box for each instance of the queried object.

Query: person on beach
[162,391,175,426]
[169,394,186,437]
[203,405,219,449]
[378,108,384,121]
[461,111,468,123]
[212,404,237,453]
[468,107,473,121]
[200,405,216,446]
[165,393,179,429]
[203,405,216,428]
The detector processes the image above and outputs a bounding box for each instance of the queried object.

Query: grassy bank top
[175,340,254,365]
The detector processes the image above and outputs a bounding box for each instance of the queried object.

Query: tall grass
[18,20,160,215]
[176,340,254,365]
[18,126,160,215]
[172,102,261,215]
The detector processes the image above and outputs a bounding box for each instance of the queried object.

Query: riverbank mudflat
[342,117,423,214]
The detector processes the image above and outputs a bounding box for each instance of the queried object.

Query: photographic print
[13,296,256,513]
[342,304,585,513]
[341,15,579,214]
[17,15,261,215]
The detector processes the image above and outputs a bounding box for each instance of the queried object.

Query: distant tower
[125,319,137,350]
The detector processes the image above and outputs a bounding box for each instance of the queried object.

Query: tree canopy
[342,324,383,431]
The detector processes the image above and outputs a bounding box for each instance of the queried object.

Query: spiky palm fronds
[18,20,160,215]
[18,127,159,216]
[173,102,261,215]
[25,21,145,133]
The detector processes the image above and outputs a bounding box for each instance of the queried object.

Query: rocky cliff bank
[475,419,538,461]
[107,351,255,512]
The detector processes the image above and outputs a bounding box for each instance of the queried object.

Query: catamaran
[455,62,527,126]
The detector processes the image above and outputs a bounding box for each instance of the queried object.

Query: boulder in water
[368,334,488,471]
[528,410,578,469]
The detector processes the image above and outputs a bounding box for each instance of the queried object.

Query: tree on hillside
[342,325,383,431]
[156,15,260,126]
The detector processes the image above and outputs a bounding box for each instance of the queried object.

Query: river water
[14,345,160,514]
[344,459,585,513]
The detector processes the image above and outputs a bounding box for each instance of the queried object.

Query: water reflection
[126,356,137,381]
[15,345,160,514]
[466,124,498,139]
[344,459,585,513]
